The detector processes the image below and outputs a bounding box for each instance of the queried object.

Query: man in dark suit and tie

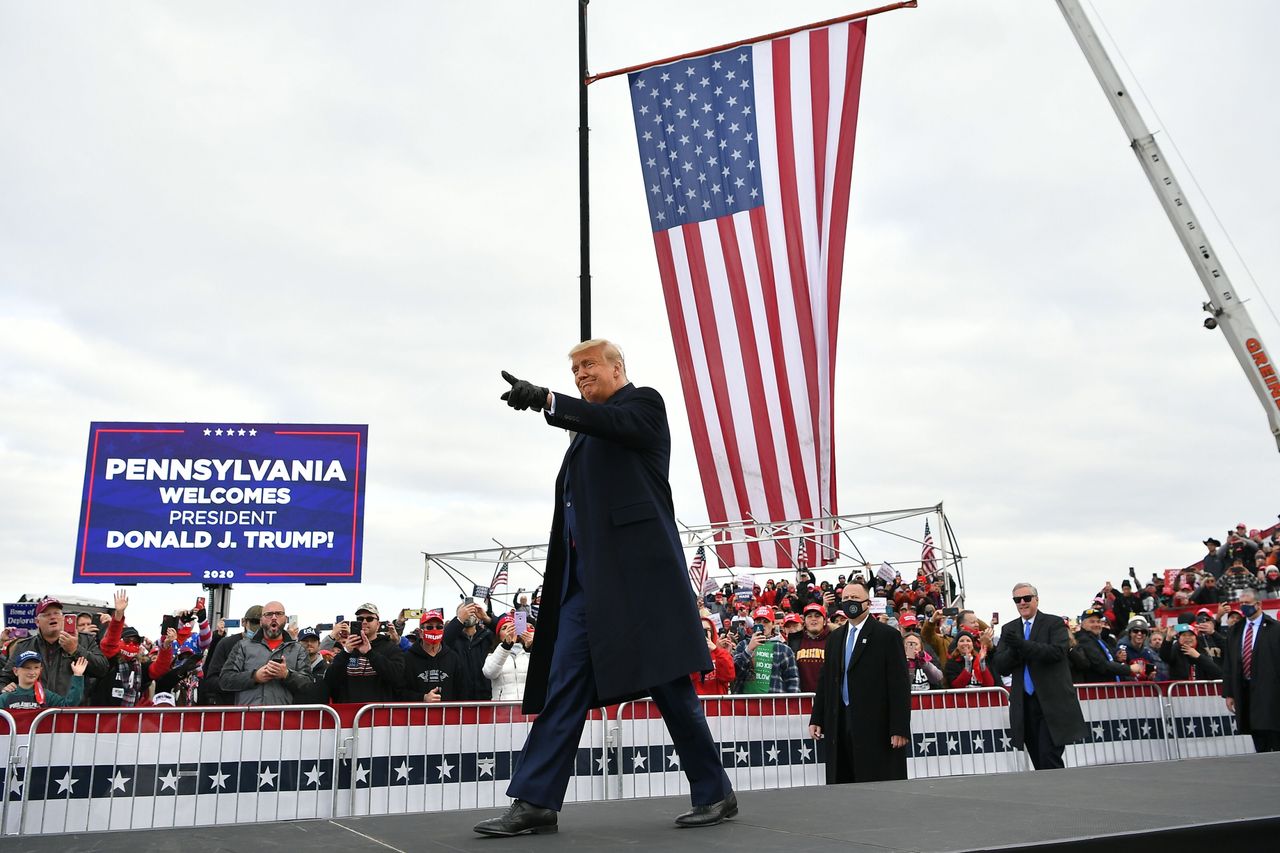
[473,339,735,837]
[808,579,911,783]
[1222,588,1280,752]
[993,583,1086,769]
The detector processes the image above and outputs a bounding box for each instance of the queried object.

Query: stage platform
[9,753,1277,852]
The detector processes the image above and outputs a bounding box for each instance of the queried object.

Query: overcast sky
[2,1,1278,635]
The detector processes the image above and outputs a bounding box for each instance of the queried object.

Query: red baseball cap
[899,611,919,627]
[803,603,825,616]
[752,606,774,621]
[782,613,801,625]
[34,596,63,616]
[419,609,445,626]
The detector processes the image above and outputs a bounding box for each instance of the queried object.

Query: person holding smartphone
[0,596,107,702]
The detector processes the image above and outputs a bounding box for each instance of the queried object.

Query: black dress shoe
[674,790,738,827]
[473,799,558,836]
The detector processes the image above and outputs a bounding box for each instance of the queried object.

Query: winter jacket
[942,652,995,688]
[442,619,494,700]
[1160,636,1224,681]
[0,632,108,702]
[0,675,84,709]
[906,652,943,691]
[220,631,312,706]
[199,632,244,705]
[1073,630,1133,683]
[402,643,462,701]
[690,645,736,696]
[326,635,405,704]
[483,642,532,701]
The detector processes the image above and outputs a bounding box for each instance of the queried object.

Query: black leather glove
[500,370,549,412]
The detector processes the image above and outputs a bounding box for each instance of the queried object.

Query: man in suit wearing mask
[808,578,911,783]
[1222,588,1280,752]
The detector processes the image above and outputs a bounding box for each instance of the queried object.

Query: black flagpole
[578,0,591,342]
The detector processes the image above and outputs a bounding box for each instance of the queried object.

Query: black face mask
[839,598,866,620]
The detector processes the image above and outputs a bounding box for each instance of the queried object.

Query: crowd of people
[0,521,1275,712]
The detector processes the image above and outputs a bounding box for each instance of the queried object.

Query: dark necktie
[1243,621,1255,680]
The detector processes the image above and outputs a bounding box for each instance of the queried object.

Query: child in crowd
[0,652,88,709]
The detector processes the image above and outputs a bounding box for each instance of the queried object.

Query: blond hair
[568,338,624,363]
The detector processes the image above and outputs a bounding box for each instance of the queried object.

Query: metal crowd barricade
[613,694,820,801]
[348,701,611,817]
[1164,680,1254,758]
[17,705,343,836]
[908,687,1022,778]
[1067,682,1171,768]
[1,710,15,837]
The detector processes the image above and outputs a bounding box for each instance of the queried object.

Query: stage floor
[8,753,1278,852]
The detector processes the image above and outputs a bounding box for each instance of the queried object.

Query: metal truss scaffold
[421,503,965,609]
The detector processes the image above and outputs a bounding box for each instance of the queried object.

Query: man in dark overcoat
[808,579,911,783]
[993,583,1087,769]
[1222,588,1280,752]
[473,339,735,837]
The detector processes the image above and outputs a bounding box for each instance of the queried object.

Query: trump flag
[628,19,868,568]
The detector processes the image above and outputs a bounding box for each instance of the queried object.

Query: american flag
[921,521,937,580]
[490,562,509,591]
[628,20,868,569]
[688,545,710,596]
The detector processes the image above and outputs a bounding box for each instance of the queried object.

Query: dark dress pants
[1022,692,1065,770]
[507,573,730,810]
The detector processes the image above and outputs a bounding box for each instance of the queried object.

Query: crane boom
[1057,0,1280,450]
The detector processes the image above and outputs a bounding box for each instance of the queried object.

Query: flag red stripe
[682,222,764,567]
[654,231,734,567]
[747,206,815,540]
[716,216,791,566]
[770,36,824,567]
[824,22,868,524]
[809,27,830,232]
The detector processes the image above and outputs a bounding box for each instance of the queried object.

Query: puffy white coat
[482,642,531,701]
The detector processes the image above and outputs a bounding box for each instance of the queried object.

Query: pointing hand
[500,371,550,412]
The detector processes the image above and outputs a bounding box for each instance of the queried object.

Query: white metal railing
[1068,682,1172,767]
[347,701,611,816]
[1164,680,1254,758]
[16,705,343,836]
[1,710,15,837]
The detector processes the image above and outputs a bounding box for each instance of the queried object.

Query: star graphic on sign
[476,756,495,778]
[109,771,131,793]
[797,743,812,762]
[394,761,411,782]
[354,763,370,784]
[766,744,779,763]
[237,428,246,436]
[55,771,77,795]
[303,765,324,788]
[158,769,180,792]
[248,429,257,436]
[631,752,647,770]
[667,750,680,769]
[1116,724,1129,740]
[208,770,229,790]
[1092,724,1105,741]
[214,428,223,436]
[1140,722,1152,737]
[735,747,749,765]
[203,428,211,436]
[436,759,454,780]
[258,766,277,789]
[946,736,959,753]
